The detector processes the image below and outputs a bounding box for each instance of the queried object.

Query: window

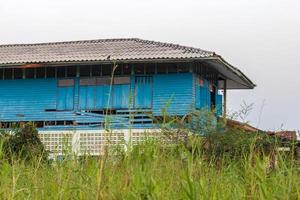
[57,79,74,110]
[134,65,144,74]
[14,68,23,79]
[0,68,3,80]
[145,63,156,74]
[46,67,56,78]
[4,68,13,80]
[92,65,101,76]
[25,68,35,79]
[102,65,112,76]
[114,65,122,75]
[36,67,45,78]
[178,65,189,73]
[123,65,131,75]
[57,67,66,78]
[66,66,77,77]
[167,63,177,73]
[80,66,91,77]
[157,63,167,74]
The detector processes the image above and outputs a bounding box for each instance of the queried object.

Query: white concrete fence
[39,129,162,156]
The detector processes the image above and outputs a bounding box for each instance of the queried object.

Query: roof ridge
[133,38,215,55]
[0,38,140,48]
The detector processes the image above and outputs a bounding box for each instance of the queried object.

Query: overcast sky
[0,0,299,130]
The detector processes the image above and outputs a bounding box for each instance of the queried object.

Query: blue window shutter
[95,85,111,109]
[86,86,95,109]
[134,76,152,109]
[57,87,74,110]
[112,84,130,109]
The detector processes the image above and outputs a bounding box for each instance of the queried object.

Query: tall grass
[0,133,299,200]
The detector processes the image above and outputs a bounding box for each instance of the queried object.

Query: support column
[223,79,227,119]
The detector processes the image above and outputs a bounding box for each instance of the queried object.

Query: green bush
[202,129,278,158]
[0,122,48,163]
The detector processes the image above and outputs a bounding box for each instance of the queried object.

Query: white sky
[0,0,299,130]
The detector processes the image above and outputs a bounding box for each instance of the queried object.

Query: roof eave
[212,56,256,89]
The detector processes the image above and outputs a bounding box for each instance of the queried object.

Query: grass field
[0,130,299,200]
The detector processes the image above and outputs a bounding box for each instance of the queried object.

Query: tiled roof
[0,38,215,65]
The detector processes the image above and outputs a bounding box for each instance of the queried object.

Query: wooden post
[223,79,227,119]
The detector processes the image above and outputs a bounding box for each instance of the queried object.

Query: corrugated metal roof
[0,38,215,65]
[0,38,255,89]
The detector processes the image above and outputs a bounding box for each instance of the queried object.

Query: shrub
[202,128,278,159]
[0,122,48,163]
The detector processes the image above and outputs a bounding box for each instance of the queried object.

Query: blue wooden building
[0,38,255,153]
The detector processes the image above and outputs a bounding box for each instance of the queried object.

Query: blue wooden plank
[73,78,80,110]
[86,86,95,109]
[135,76,152,109]
[0,79,57,119]
[112,84,130,109]
[79,86,87,109]
[153,73,193,116]
[65,87,74,110]
[95,85,111,109]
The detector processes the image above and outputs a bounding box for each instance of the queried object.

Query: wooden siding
[152,73,194,116]
[0,79,57,121]
[0,72,222,129]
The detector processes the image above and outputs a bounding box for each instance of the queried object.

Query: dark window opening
[46,67,56,78]
[36,67,45,78]
[4,68,13,80]
[66,66,77,77]
[57,67,66,78]
[102,65,112,76]
[134,65,144,74]
[0,69,3,80]
[167,63,177,73]
[145,63,156,74]
[92,65,101,76]
[114,65,122,75]
[14,68,23,79]
[157,63,167,74]
[123,65,131,75]
[80,66,91,77]
[178,65,189,73]
[25,68,35,79]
